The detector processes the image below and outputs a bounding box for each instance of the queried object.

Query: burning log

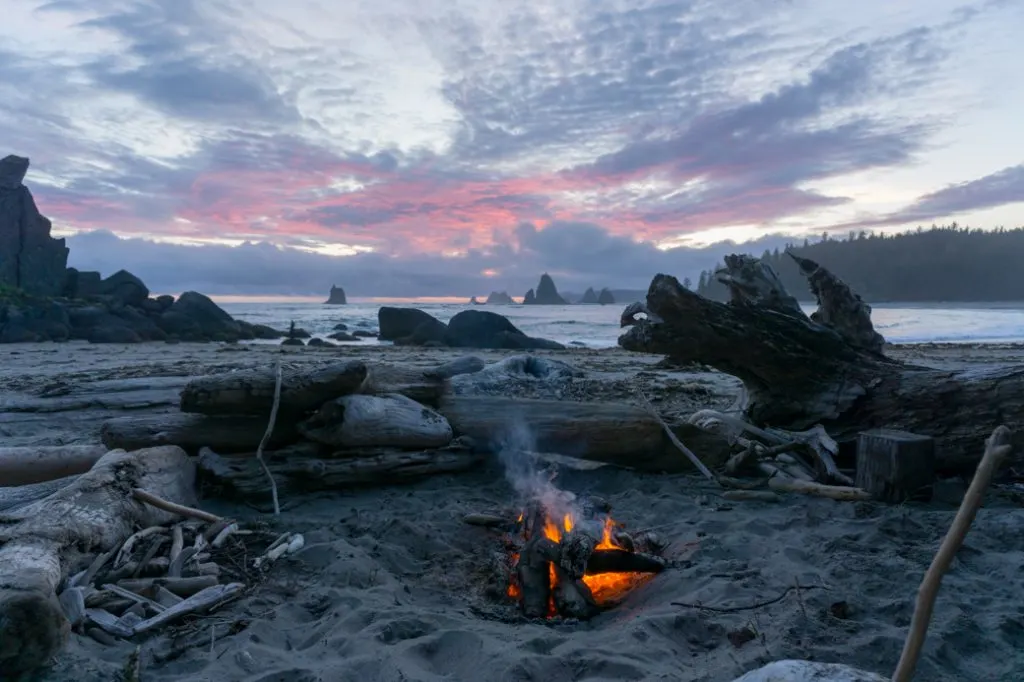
[299,393,453,449]
[0,446,196,676]
[619,253,1024,475]
[585,549,666,575]
[100,413,299,453]
[179,361,368,416]
[552,565,599,620]
[515,535,559,619]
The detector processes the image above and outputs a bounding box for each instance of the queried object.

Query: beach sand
[3,341,1024,682]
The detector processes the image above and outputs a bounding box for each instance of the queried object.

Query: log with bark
[0,446,196,676]
[0,445,107,486]
[179,360,368,416]
[437,395,733,472]
[619,252,1024,475]
[197,438,483,496]
[100,413,299,453]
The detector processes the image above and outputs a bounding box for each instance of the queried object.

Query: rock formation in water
[377,307,563,350]
[468,296,481,305]
[0,155,69,296]
[580,287,599,304]
[523,273,566,304]
[0,153,286,344]
[485,291,513,304]
[598,288,615,305]
[325,285,347,304]
[523,289,536,305]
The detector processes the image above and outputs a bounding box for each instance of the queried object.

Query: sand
[3,341,1024,682]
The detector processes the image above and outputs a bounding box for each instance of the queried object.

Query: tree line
[696,224,1024,302]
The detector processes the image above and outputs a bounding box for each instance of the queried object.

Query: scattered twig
[671,584,823,613]
[132,488,223,524]
[120,645,141,682]
[892,425,1013,682]
[767,477,872,501]
[115,526,165,568]
[169,523,184,567]
[133,536,169,579]
[256,357,284,515]
[636,392,718,484]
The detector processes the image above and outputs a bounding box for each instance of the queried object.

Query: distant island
[697,225,1024,303]
[324,285,347,304]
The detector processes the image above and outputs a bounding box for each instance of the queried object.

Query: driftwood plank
[0,446,196,676]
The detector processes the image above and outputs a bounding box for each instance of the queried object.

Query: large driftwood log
[0,446,196,676]
[197,439,482,496]
[437,395,732,472]
[299,393,454,449]
[179,360,367,416]
[358,363,450,405]
[619,253,1024,474]
[0,445,107,486]
[100,413,299,453]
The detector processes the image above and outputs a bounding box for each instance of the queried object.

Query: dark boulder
[159,291,241,341]
[352,330,377,338]
[333,323,348,331]
[155,294,175,310]
[378,307,447,344]
[282,338,305,346]
[307,337,336,347]
[98,270,149,307]
[445,310,564,350]
[0,300,70,342]
[523,289,536,305]
[325,285,347,305]
[328,331,359,341]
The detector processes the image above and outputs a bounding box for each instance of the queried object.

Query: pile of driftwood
[96,355,740,503]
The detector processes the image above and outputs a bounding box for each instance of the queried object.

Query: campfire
[504,495,665,620]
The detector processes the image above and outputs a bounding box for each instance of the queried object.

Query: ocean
[216,300,1024,349]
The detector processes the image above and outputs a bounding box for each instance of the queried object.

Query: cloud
[2,0,1022,296]
[861,164,1024,227]
[65,222,801,297]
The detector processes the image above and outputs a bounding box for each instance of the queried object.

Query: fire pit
[503,495,666,620]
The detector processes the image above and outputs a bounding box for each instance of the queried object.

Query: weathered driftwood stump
[0,446,196,676]
[856,430,936,502]
[619,252,1024,474]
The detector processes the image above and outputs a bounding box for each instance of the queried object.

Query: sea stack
[523,273,566,304]
[325,285,347,305]
[597,288,615,305]
[580,287,599,304]
[0,154,70,296]
[485,291,513,304]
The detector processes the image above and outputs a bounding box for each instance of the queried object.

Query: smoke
[495,418,576,518]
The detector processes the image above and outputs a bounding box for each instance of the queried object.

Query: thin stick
[636,392,718,484]
[256,357,284,515]
[891,425,1013,682]
[132,488,222,523]
[671,584,823,613]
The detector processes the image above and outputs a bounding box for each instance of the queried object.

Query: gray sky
[2,0,1022,296]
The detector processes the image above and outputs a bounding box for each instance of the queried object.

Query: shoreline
[2,342,1024,681]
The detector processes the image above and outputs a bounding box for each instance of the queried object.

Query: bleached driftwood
[357,363,450,405]
[179,360,367,416]
[767,476,872,501]
[730,660,885,682]
[0,445,107,486]
[0,474,79,512]
[101,413,299,453]
[299,393,453,449]
[0,446,196,676]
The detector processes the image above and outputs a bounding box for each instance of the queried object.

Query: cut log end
[0,589,70,676]
[856,430,936,503]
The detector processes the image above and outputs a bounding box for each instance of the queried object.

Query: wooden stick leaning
[636,392,718,484]
[131,488,222,524]
[256,357,284,516]
[890,425,1013,682]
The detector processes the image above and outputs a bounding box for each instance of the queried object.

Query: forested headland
[695,224,1024,302]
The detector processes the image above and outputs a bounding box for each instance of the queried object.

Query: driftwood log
[299,393,453,449]
[100,413,299,453]
[179,360,367,416]
[197,438,482,496]
[0,446,196,676]
[619,252,1024,474]
[0,445,107,486]
[438,395,731,471]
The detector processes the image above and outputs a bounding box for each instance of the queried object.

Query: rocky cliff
[0,155,69,296]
